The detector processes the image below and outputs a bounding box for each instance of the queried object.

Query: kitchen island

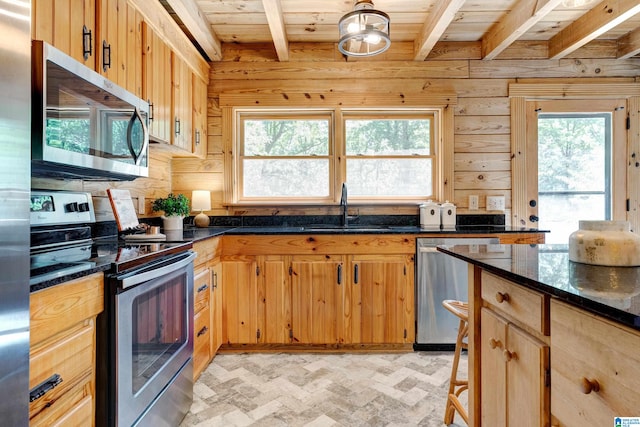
[437,243,640,426]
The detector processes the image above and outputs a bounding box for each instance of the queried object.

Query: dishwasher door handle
[418,247,439,253]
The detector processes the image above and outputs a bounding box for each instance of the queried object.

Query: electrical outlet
[137,197,145,215]
[487,196,505,211]
[469,195,479,210]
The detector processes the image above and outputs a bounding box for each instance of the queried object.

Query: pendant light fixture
[338,0,390,57]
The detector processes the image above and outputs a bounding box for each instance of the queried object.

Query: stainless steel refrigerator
[0,1,31,424]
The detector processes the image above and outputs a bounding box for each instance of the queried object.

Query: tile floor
[180,351,468,427]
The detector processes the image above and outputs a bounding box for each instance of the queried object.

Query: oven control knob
[65,202,79,212]
[78,202,90,212]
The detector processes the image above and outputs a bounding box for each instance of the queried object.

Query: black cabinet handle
[102,40,111,72]
[197,283,209,293]
[337,264,342,285]
[197,326,208,337]
[529,215,539,222]
[213,272,218,289]
[354,264,359,284]
[30,373,62,402]
[148,100,154,122]
[175,117,181,136]
[82,25,92,60]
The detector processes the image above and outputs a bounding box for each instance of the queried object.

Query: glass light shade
[338,2,390,57]
[191,190,211,228]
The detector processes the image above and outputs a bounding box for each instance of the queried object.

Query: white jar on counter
[441,200,457,230]
[420,200,441,230]
[568,220,640,266]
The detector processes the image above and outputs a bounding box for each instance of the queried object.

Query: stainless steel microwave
[31,41,149,181]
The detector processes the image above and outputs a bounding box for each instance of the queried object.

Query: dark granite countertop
[437,243,640,332]
[32,214,545,291]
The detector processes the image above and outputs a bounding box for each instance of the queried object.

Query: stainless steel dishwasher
[414,237,499,351]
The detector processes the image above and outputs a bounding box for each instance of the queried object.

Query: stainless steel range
[98,247,195,427]
[30,190,195,426]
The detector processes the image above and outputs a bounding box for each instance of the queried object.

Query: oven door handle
[118,252,196,289]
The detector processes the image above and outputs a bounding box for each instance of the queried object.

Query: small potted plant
[152,193,190,230]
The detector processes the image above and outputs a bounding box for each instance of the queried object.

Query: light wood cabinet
[479,271,550,427]
[210,260,223,354]
[291,255,344,344]
[96,0,142,97]
[29,273,104,426]
[32,0,96,68]
[142,22,172,143]
[550,300,640,426]
[192,74,208,158]
[222,257,259,344]
[192,237,222,377]
[193,267,212,380]
[346,255,412,344]
[480,308,550,426]
[258,255,292,343]
[171,53,193,152]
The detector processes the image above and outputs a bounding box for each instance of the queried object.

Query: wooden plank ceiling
[162,0,640,62]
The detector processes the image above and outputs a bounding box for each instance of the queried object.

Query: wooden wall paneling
[210,61,471,81]
[628,97,640,233]
[454,97,510,116]
[470,58,640,79]
[455,134,511,153]
[210,78,512,99]
[455,116,511,135]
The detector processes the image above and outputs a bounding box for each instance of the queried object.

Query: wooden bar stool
[442,299,469,426]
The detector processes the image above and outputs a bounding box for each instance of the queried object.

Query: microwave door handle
[126,107,148,166]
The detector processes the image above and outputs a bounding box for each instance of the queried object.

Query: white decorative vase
[568,220,640,266]
[161,215,184,231]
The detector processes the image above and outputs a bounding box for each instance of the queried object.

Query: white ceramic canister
[441,200,457,230]
[420,200,441,230]
[568,220,640,266]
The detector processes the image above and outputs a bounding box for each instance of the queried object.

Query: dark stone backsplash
[93,214,506,237]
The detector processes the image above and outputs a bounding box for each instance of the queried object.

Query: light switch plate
[469,195,479,210]
[487,195,505,211]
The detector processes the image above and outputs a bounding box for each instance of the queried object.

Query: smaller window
[238,111,333,202]
[344,112,435,201]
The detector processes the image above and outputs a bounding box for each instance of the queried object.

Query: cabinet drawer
[194,306,211,378]
[31,388,93,427]
[30,321,94,422]
[194,268,211,314]
[193,238,220,267]
[30,272,103,346]
[551,300,640,426]
[30,321,94,397]
[481,271,549,335]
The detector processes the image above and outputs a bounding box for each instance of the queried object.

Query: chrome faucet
[340,182,348,227]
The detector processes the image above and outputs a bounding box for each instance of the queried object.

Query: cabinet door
[222,258,258,344]
[506,323,549,426]
[171,53,193,152]
[347,255,408,344]
[291,255,343,344]
[192,74,208,158]
[142,22,171,143]
[32,0,96,68]
[97,0,142,96]
[258,255,292,344]
[210,261,223,355]
[481,308,507,426]
[551,300,640,426]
